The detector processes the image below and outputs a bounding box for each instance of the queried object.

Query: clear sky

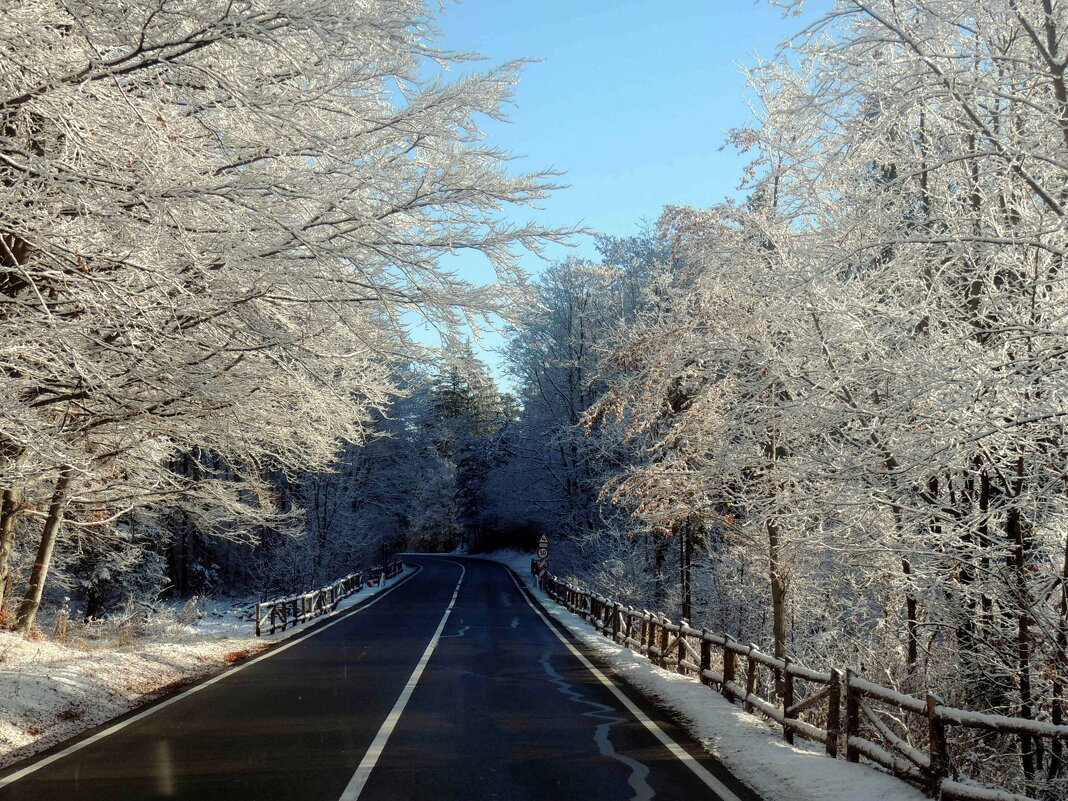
[418,0,823,378]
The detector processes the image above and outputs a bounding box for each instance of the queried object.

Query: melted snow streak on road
[0,557,762,801]
[538,650,655,801]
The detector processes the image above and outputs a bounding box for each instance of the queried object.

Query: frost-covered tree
[0,0,569,630]
[565,2,1068,794]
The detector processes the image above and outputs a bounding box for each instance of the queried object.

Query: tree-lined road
[0,557,760,801]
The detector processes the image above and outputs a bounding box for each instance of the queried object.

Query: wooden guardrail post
[722,634,737,702]
[782,656,795,744]
[745,644,759,713]
[678,620,690,675]
[612,603,621,642]
[845,669,860,762]
[700,629,712,686]
[658,615,670,668]
[827,668,842,757]
[926,693,948,797]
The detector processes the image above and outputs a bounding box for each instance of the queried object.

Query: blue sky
[418,0,822,378]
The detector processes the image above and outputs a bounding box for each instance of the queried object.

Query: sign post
[536,534,549,587]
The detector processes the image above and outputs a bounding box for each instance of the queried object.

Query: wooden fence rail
[255,560,403,636]
[536,566,1068,801]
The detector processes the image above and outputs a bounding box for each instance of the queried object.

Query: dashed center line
[338,560,466,801]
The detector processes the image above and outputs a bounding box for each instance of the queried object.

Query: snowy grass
[0,565,415,769]
[475,550,926,801]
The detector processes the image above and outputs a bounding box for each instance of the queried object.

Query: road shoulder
[471,552,925,801]
[0,565,420,780]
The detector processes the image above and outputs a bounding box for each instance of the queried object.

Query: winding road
[0,556,762,801]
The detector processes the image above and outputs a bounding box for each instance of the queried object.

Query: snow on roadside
[475,550,925,801]
[0,565,415,769]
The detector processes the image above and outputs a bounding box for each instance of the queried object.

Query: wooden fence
[255,560,403,636]
[537,565,1068,801]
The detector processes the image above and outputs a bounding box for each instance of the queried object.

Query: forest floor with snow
[0,567,414,769]
[477,549,927,801]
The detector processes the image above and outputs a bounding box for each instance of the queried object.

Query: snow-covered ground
[475,549,926,801]
[0,566,415,769]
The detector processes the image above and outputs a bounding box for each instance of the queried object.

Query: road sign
[536,535,549,583]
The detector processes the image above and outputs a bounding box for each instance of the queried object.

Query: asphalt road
[0,556,762,801]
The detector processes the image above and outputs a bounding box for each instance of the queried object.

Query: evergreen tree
[425,344,514,550]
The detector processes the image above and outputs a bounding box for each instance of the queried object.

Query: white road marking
[0,565,422,789]
[339,560,466,801]
[505,567,744,801]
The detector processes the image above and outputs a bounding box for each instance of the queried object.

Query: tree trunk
[169,523,187,597]
[902,556,918,672]
[1007,457,1036,791]
[768,518,788,699]
[768,519,787,660]
[1049,524,1068,781]
[680,518,693,621]
[0,487,21,620]
[887,497,919,680]
[16,468,73,634]
[653,533,669,609]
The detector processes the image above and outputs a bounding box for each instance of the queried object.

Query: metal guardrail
[535,563,1068,801]
[255,560,403,636]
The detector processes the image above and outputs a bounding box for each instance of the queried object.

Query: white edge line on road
[505,567,744,801]
[0,564,423,790]
[339,559,466,801]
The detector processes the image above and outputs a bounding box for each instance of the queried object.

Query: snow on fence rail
[534,562,1068,801]
[255,560,403,636]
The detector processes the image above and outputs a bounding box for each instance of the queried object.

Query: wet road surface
[0,556,762,801]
